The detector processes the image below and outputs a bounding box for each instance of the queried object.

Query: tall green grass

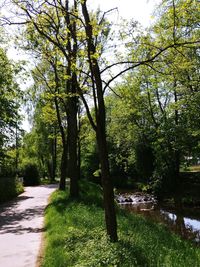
[42,181,200,267]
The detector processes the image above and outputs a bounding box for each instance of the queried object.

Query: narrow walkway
[0,184,57,267]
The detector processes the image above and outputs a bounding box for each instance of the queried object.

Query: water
[117,193,200,245]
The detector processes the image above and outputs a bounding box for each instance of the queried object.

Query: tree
[0,46,21,177]
[30,52,69,189]
[9,0,80,196]
[103,0,200,198]
[80,0,118,241]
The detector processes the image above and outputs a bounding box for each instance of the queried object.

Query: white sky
[88,0,161,26]
[6,0,161,63]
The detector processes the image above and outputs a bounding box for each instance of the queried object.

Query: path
[0,184,57,267]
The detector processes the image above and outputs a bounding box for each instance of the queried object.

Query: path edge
[35,188,56,267]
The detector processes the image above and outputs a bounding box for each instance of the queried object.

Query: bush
[0,177,24,203]
[23,163,40,186]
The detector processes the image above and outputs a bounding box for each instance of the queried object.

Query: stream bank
[116,192,200,245]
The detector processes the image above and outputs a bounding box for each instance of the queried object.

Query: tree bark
[96,122,118,242]
[59,141,68,191]
[81,0,118,242]
[64,0,79,198]
[173,81,181,204]
[67,92,79,198]
[54,96,67,190]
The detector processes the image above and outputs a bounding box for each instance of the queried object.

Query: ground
[0,184,57,267]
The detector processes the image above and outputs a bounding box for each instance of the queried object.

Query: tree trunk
[77,107,81,181]
[59,142,68,190]
[96,123,118,242]
[53,133,57,181]
[64,0,79,198]
[174,82,180,190]
[81,0,118,242]
[50,134,57,183]
[67,93,79,198]
[54,96,67,190]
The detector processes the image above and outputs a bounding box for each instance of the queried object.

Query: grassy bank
[42,181,200,267]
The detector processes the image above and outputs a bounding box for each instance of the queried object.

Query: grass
[188,165,200,172]
[41,180,200,267]
[181,165,200,172]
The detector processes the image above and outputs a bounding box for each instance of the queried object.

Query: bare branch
[103,40,200,91]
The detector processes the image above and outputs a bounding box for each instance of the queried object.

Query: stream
[116,192,200,245]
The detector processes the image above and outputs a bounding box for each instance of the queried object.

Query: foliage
[135,140,154,183]
[23,163,40,186]
[42,181,200,267]
[0,177,24,203]
[80,116,99,182]
[0,46,22,177]
[106,95,138,187]
[105,86,155,187]
[19,100,59,181]
[99,0,200,195]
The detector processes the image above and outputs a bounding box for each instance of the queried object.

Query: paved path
[0,184,57,267]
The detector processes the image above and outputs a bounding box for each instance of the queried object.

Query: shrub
[23,163,40,186]
[0,176,24,203]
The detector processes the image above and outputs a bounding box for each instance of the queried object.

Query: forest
[0,0,200,265]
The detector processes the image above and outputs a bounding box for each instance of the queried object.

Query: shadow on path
[0,184,58,235]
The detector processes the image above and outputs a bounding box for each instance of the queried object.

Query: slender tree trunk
[173,80,181,205]
[59,141,68,190]
[81,0,118,242]
[50,133,57,182]
[67,94,79,198]
[64,0,79,198]
[15,121,19,175]
[94,67,118,241]
[54,97,67,190]
[49,135,56,183]
[77,106,81,180]
[53,133,57,181]
[96,122,118,242]
[174,87,180,178]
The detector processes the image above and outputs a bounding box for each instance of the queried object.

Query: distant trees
[0,35,24,202]
[19,100,58,183]
[100,0,200,197]
[0,46,21,177]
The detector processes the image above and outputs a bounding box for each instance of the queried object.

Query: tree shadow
[0,206,46,234]
[0,195,34,213]
[0,184,58,235]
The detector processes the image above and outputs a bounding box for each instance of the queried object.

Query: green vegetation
[0,0,199,246]
[0,177,23,203]
[42,181,200,267]
[23,163,40,186]
[0,42,24,202]
[187,166,200,173]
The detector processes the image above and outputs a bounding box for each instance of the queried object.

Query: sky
[88,0,161,27]
[6,0,161,60]
[4,0,161,132]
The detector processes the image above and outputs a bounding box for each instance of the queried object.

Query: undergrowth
[42,180,200,267]
[0,177,24,203]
